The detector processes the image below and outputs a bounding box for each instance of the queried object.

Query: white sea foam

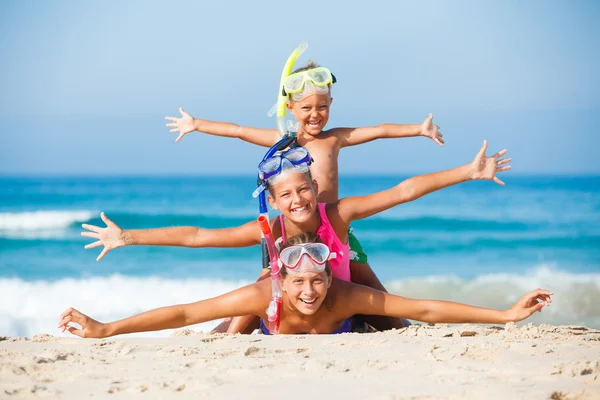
[0,275,250,338]
[1,266,599,338]
[0,210,94,231]
[386,265,600,328]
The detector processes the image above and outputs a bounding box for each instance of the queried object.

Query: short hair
[291,60,320,74]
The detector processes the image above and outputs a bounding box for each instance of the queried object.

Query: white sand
[1,323,599,399]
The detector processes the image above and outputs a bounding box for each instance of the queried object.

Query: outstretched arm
[336,140,510,223]
[338,114,444,147]
[58,281,269,338]
[165,107,279,147]
[81,212,262,261]
[346,283,553,324]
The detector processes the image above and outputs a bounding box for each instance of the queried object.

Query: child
[82,142,511,332]
[62,233,551,338]
[164,61,445,327]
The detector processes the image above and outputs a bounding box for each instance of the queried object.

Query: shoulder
[325,279,365,315]
[241,278,273,309]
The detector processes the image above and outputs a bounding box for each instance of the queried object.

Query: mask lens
[281,247,303,268]
[284,147,308,163]
[259,157,282,174]
[308,68,331,85]
[284,74,307,93]
[305,244,329,264]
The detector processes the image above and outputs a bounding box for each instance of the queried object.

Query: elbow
[189,229,207,248]
[396,179,418,202]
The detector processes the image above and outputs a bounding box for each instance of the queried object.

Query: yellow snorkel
[269,41,308,138]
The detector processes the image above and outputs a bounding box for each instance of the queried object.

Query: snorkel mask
[283,67,336,102]
[278,243,336,274]
[252,146,313,198]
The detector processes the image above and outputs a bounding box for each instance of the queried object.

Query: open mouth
[306,120,321,128]
[291,205,308,214]
[300,298,317,305]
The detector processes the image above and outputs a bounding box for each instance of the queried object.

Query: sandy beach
[1,323,599,399]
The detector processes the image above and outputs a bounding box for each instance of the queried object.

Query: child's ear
[267,194,279,210]
[286,101,295,114]
[312,179,319,195]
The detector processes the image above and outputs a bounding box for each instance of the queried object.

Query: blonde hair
[266,168,315,198]
[291,60,320,74]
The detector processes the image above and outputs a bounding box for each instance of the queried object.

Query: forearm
[408,300,510,324]
[124,226,202,247]
[106,305,189,337]
[193,119,277,147]
[379,123,422,139]
[193,118,244,138]
[346,164,473,221]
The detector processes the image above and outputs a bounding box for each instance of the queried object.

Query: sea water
[1,175,599,337]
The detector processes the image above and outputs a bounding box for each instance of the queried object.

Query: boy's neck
[295,128,324,143]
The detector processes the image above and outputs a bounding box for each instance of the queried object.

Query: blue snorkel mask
[253,147,313,198]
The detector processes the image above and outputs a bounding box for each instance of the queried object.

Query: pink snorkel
[258,215,282,334]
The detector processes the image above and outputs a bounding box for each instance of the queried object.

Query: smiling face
[286,93,332,137]
[282,269,331,315]
[267,171,319,225]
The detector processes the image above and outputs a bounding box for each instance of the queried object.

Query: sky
[0,0,598,175]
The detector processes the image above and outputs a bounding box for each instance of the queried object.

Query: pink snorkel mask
[278,243,336,274]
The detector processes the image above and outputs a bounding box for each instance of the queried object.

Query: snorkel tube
[258,215,282,334]
[270,41,308,138]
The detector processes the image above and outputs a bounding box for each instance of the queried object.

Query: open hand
[81,212,125,261]
[470,140,512,185]
[505,289,553,322]
[165,107,195,142]
[421,113,444,146]
[58,307,107,338]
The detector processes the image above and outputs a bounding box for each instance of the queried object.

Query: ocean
[1,175,599,337]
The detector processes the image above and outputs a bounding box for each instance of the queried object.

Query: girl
[82,140,510,331]
[61,233,551,338]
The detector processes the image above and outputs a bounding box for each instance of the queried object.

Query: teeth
[292,206,307,213]
[301,299,316,304]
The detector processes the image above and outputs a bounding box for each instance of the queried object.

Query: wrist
[459,164,475,181]
[122,231,134,246]
[193,118,202,132]
[100,322,114,338]
[499,309,513,324]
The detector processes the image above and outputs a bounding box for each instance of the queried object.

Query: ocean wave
[0,210,94,231]
[0,266,598,338]
[0,275,251,338]
[386,265,600,329]
[1,208,595,235]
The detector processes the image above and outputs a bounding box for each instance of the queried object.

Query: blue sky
[0,0,598,175]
